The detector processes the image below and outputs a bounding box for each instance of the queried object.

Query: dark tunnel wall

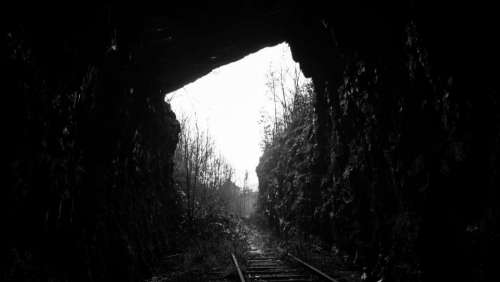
[3,2,500,281]
[270,2,500,281]
[3,8,183,282]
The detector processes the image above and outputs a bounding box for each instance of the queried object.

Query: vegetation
[153,112,256,281]
[256,63,316,237]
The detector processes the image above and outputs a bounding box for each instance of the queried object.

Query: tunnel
[3,2,500,281]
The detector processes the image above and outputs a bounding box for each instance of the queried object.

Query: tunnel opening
[4,3,500,282]
[163,42,310,220]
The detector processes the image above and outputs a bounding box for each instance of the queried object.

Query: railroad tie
[245,251,313,282]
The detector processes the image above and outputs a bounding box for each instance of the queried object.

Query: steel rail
[231,253,246,282]
[287,253,339,282]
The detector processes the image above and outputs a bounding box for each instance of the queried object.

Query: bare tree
[172,114,246,219]
[263,61,311,146]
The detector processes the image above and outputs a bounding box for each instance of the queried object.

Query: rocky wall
[3,10,180,281]
[283,2,500,281]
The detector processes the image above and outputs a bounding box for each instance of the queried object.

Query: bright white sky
[165,42,308,191]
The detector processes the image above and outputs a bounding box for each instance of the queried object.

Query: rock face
[4,9,181,282]
[287,3,500,281]
[258,2,500,281]
[3,2,499,281]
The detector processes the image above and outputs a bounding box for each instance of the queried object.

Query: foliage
[152,111,257,280]
[256,65,315,238]
[172,115,256,219]
[149,214,249,282]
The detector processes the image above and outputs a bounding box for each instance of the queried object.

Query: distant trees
[173,113,253,220]
[257,62,315,235]
[260,64,314,149]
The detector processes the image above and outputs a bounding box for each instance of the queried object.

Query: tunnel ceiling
[125,2,302,94]
[125,1,500,95]
[9,2,499,96]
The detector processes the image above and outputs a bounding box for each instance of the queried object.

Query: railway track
[151,225,343,281]
[244,250,313,281]
[231,244,338,282]
[228,223,340,282]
